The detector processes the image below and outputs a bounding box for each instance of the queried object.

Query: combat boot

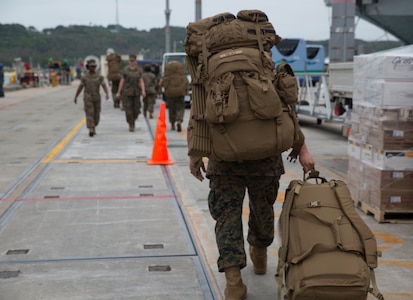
[89,127,96,137]
[171,123,176,130]
[249,245,267,275]
[224,267,247,300]
[176,120,182,132]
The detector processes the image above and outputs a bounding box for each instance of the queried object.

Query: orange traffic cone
[147,102,174,165]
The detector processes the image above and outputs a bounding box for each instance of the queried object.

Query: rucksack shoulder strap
[275,180,302,299]
[333,180,384,300]
[369,268,385,300]
[333,180,378,268]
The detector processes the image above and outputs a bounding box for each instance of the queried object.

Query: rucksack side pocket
[274,105,296,154]
[241,71,282,119]
[205,72,239,124]
[275,62,298,105]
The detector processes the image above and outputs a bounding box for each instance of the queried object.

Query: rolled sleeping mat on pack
[186,55,212,157]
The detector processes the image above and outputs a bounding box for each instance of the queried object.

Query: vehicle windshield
[163,55,186,65]
[162,53,190,76]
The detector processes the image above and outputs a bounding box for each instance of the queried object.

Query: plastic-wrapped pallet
[353,45,413,108]
[348,45,413,222]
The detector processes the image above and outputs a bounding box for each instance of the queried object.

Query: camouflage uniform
[110,80,120,106]
[106,53,122,108]
[80,72,104,131]
[161,61,189,131]
[206,155,285,272]
[120,65,143,126]
[167,96,185,128]
[142,67,157,118]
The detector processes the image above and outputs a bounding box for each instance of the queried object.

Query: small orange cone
[147,102,174,165]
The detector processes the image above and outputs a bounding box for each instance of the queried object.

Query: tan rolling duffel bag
[275,170,384,300]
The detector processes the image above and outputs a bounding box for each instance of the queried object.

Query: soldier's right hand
[189,156,206,181]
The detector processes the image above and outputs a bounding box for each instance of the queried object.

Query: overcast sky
[0,0,397,41]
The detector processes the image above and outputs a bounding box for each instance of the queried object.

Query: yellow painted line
[374,231,403,244]
[374,231,404,252]
[379,259,413,269]
[276,191,285,203]
[184,205,223,300]
[42,118,85,163]
[317,156,348,160]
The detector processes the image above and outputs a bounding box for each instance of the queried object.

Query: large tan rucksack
[162,61,189,98]
[185,10,280,57]
[275,170,384,300]
[185,10,304,161]
[106,53,121,81]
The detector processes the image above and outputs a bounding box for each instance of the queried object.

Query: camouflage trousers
[110,80,120,96]
[143,94,157,114]
[208,175,280,272]
[123,95,141,124]
[110,80,120,107]
[83,99,101,129]
[167,96,185,124]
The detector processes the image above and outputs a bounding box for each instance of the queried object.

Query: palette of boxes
[348,45,413,223]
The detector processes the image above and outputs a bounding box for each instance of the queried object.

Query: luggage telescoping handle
[303,169,327,183]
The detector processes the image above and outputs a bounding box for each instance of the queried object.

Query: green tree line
[0,24,187,67]
[0,23,403,67]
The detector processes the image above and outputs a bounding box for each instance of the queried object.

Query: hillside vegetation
[0,23,403,67]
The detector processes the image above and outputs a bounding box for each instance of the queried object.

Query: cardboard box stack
[348,45,413,222]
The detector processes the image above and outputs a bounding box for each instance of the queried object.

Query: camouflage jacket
[81,72,104,101]
[142,71,157,95]
[121,66,143,96]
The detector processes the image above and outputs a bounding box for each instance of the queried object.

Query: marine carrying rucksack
[162,61,189,98]
[106,53,121,81]
[275,170,384,300]
[185,10,304,161]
